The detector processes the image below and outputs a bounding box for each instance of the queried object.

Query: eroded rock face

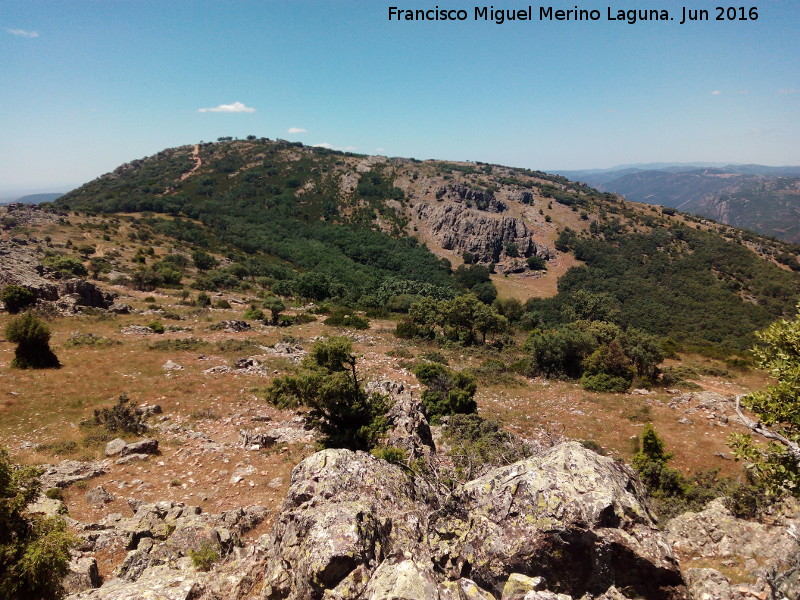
[414,202,544,264]
[435,183,507,213]
[58,279,117,309]
[259,443,687,600]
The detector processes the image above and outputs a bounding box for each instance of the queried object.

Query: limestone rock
[414,202,548,264]
[683,568,731,600]
[162,360,184,371]
[120,438,159,456]
[86,486,115,506]
[210,320,250,332]
[0,239,58,301]
[105,438,127,457]
[108,302,132,314]
[502,573,546,600]
[64,556,101,594]
[260,443,686,600]
[430,442,685,598]
[57,278,117,309]
[384,393,435,459]
[39,459,108,489]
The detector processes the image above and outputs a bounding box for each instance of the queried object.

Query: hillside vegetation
[56,138,800,351]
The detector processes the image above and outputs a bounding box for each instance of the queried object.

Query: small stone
[105,438,127,456]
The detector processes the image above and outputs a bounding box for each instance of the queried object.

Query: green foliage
[413,363,477,424]
[192,250,218,272]
[43,255,88,277]
[524,325,596,379]
[92,393,147,435]
[370,446,408,465]
[265,337,388,450]
[64,332,121,348]
[147,321,165,334]
[196,293,211,308]
[261,296,285,325]
[580,372,631,393]
[188,541,220,571]
[5,313,60,369]
[544,225,799,348]
[441,414,531,482]
[323,310,370,330]
[148,337,208,351]
[1,285,35,314]
[243,306,266,322]
[0,447,74,600]
[728,303,800,497]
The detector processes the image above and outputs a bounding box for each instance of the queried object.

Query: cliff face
[414,202,553,269]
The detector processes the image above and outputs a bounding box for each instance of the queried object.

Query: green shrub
[323,310,370,330]
[188,541,220,571]
[419,351,448,365]
[0,447,75,599]
[213,299,231,309]
[5,313,60,369]
[371,446,408,464]
[148,337,208,351]
[580,373,631,393]
[442,414,531,481]
[413,363,477,424]
[1,285,35,314]
[147,321,165,334]
[92,393,147,435]
[44,488,63,501]
[64,332,121,348]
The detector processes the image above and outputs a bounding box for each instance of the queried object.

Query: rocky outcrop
[260,443,687,600]
[435,183,507,213]
[0,239,58,301]
[667,498,800,599]
[57,278,117,309]
[415,202,550,264]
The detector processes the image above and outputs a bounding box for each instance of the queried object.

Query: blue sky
[1,0,798,194]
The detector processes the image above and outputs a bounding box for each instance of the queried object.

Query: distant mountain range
[0,192,63,206]
[557,164,800,243]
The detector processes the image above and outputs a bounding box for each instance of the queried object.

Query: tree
[0,447,74,599]
[729,303,800,497]
[413,362,477,424]
[5,313,60,369]
[264,337,388,450]
[1,286,35,314]
[262,296,285,325]
[191,250,218,272]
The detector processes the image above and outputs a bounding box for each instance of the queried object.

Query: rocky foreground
[37,391,797,600]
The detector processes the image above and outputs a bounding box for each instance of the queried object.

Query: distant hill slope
[560,165,800,243]
[56,139,800,348]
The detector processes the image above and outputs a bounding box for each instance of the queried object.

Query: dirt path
[180,144,203,181]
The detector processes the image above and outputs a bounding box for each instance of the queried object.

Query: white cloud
[779,88,799,94]
[711,90,721,95]
[198,101,256,113]
[375,147,386,153]
[287,127,308,134]
[6,28,39,38]
[313,142,358,152]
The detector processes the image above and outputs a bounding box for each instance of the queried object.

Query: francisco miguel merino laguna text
[388,6,759,25]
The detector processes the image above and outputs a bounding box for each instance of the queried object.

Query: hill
[56,138,800,350]
[2,143,800,598]
[560,164,800,243]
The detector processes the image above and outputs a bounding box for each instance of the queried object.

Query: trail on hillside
[180,144,203,181]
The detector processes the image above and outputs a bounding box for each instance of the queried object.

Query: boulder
[120,438,158,456]
[260,443,687,600]
[430,442,686,599]
[58,279,117,309]
[105,438,127,457]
